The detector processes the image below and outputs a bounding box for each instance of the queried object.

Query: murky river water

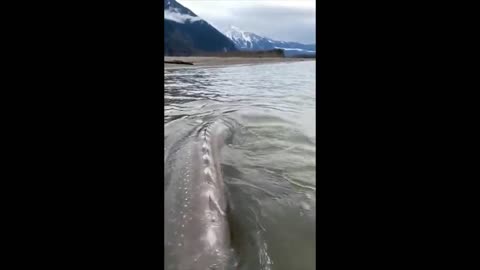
[164,61,316,270]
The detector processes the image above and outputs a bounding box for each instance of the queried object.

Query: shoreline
[164,56,314,69]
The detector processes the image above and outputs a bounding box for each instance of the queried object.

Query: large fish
[164,119,236,270]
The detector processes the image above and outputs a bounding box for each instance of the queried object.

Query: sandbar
[164,56,314,69]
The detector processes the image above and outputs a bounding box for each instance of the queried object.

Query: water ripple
[165,61,315,270]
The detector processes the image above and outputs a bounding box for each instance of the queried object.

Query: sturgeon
[164,119,235,270]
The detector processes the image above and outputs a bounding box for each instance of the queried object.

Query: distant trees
[164,19,237,56]
[196,49,285,58]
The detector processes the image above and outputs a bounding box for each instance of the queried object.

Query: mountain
[164,0,237,56]
[223,25,315,57]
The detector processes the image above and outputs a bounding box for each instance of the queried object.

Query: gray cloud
[219,6,315,43]
[165,9,203,24]
[177,1,316,44]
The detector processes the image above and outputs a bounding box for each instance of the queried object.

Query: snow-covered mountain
[223,25,315,57]
[164,0,237,55]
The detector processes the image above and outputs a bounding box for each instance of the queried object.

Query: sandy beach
[164,56,314,69]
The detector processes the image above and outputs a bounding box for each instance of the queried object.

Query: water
[164,61,316,270]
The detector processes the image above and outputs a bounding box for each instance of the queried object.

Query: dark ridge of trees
[289,53,316,58]
[164,19,237,56]
[164,60,194,65]
[190,49,285,58]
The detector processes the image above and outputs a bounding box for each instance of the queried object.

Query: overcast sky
[176,0,316,44]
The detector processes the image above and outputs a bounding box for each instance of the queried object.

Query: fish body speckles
[165,120,233,270]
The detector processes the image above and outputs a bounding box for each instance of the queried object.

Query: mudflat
[164,56,314,69]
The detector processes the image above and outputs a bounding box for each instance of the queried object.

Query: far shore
[164,56,314,69]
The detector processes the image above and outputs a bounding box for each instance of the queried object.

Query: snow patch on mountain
[274,47,316,52]
[223,25,263,49]
[164,8,202,24]
[222,25,315,56]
